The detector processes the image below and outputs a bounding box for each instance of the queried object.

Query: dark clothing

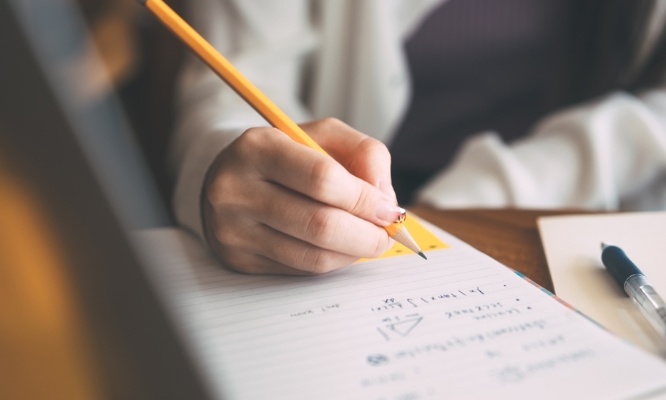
[390,0,658,204]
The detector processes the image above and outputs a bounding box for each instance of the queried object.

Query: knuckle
[312,252,336,274]
[308,159,336,198]
[218,252,243,272]
[209,213,252,250]
[358,135,381,148]
[213,241,269,275]
[320,117,344,129]
[347,182,374,216]
[370,233,392,258]
[206,172,235,205]
[305,117,349,139]
[220,253,256,275]
[239,126,265,141]
[236,126,286,157]
[358,136,390,160]
[306,250,339,275]
[236,127,270,154]
[212,224,240,249]
[304,208,337,246]
[305,117,347,136]
[206,138,266,206]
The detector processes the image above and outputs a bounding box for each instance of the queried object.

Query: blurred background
[81,0,183,206]
[1,1,203,399]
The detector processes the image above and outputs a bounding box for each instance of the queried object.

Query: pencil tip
[389,223,425,260]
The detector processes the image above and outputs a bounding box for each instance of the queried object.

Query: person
[169,0,666,275]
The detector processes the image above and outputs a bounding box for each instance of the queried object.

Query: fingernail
[376,202,404,226]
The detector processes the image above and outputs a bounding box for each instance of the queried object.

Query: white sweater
[170,0,666,241]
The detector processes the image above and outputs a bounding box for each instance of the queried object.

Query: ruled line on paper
[135,227,666,400]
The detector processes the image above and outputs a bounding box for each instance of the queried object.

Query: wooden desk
[411,206,585,293]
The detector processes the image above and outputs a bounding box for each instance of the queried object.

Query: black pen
[601,242,666,339]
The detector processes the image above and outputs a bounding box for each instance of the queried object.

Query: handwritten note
[137,221,666,400]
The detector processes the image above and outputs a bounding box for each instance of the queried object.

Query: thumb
[302,118,398,203]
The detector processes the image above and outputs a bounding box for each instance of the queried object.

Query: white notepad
[137,223,666,400]
[538,212,666,356]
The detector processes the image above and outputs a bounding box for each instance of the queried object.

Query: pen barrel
[601,245,642,289]
[624,275,666,337]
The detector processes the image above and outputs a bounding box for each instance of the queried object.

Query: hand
[203,118,402,275]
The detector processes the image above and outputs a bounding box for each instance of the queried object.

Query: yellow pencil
[138,0,425,259]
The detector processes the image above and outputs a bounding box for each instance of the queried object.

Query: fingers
[202,119,399,275]
[206,176,392,265]
[253,181,393,257]
[246,127,402,226]
[206,205,381,274]
[302,118,397,201]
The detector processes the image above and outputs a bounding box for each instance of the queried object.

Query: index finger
[252,129,402,227]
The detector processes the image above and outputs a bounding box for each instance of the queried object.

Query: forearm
[416,89,666,210]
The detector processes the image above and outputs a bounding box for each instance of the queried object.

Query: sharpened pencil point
[418,251,427,260]
[389,223,423,258]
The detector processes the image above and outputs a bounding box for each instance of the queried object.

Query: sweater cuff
[172,128,244,242]
[414,133,512,208]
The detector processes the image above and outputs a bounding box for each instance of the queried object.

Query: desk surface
[410,207,587,293]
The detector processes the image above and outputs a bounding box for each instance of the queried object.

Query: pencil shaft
[145,0,325,154]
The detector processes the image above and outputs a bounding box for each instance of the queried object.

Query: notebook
[137,218,666,400]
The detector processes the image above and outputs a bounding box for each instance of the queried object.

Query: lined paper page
[137,224,666,400]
